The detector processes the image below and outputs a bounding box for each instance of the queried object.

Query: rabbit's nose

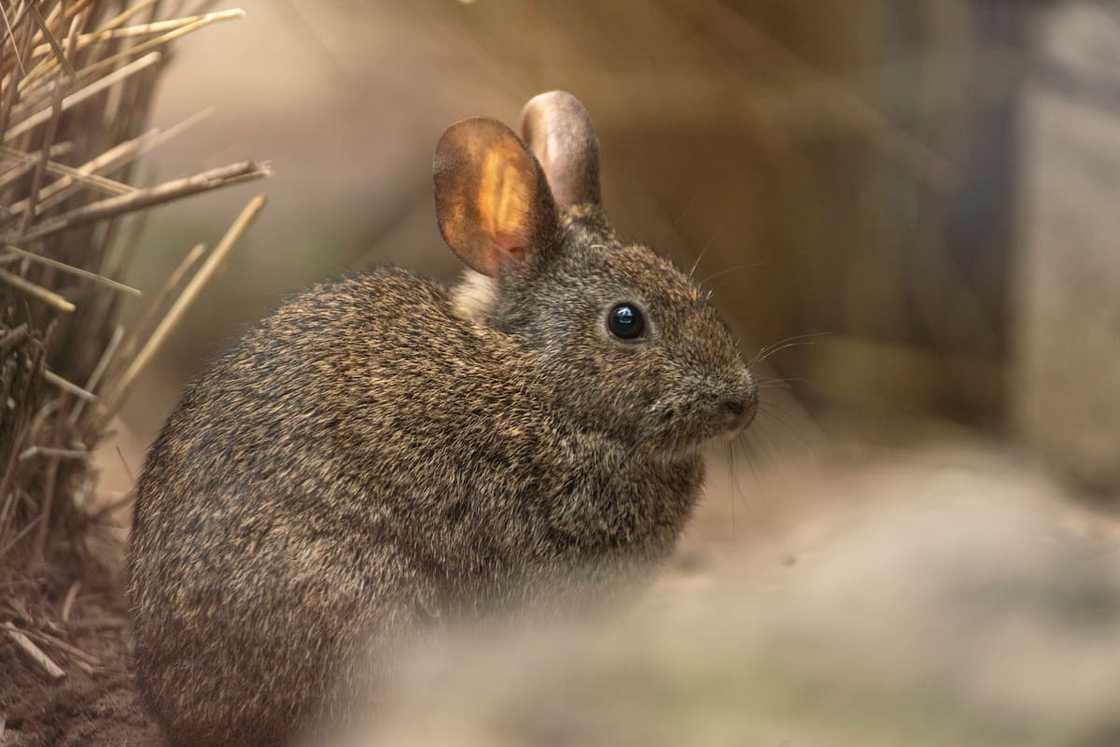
[718,385,758,431]
[721,397,746,417]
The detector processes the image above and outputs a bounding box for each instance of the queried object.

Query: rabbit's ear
[434,117,559,277]
[520,91,601,211]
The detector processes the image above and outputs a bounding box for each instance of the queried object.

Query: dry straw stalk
[0,1,268,583]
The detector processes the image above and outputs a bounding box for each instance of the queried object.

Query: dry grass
[0,0,267,683]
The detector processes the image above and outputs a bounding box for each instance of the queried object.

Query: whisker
[754,376,810,392]
[753,338,828,365]
[749,331,831,367]
[688,245,710,281]
[755,376,809,386]
[757,404,815,454]
[754,332,824,357]
[726,442,736,541]
[757,341,815,363]
[747,422,782,466]
[739,425,775,472]
[697,262,765,289]
[730,438,759,523]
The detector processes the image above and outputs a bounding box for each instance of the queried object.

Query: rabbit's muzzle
[718,385,759,435]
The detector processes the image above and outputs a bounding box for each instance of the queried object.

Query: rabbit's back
[128,268,547,744]
[135,268,531,517]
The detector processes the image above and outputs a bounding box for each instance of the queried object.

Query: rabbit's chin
[639,425,728,461]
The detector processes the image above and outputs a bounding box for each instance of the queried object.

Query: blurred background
[110,0,1119,503]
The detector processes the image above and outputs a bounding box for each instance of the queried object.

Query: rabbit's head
[435,91,756,456]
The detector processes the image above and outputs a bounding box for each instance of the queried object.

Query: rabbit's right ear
[520,91,601,211]
[434,117,559,277]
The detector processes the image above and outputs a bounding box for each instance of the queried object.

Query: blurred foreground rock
[319,448,1120,747]
[1014,1,1120,496]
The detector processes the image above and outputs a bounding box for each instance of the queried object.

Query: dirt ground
[0,555,158,746]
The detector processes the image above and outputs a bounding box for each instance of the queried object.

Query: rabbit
[126,90,758,747]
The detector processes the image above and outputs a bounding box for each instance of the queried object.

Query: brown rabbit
[127,91,758,746]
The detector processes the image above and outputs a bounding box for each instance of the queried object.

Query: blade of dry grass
[0,337,44,553]
[2,244,141,296]
[34,445,62,563]
[37,2,64,41]
[130,106,215,159]
[19,446,89,461]
[18,50,66,229]
[4,51,162,142]
[3,623,65,680]
[25,9,244,93]
[99,195,266,419]
[0,267,76,312]
[2,0,264,578]
[24,627,101,667]
[0,2,34,139]
[1,144,135,210]
[30,8,246,59]
[0,141,71,189]
[4,106,211,218]
[0,322,28,351]
[9,106,213,218]
[116,241,204,367]
[9,8,86,124]
[63,8,82,68]
[0,516,44,562]
[24,397,63,461]
[68,324,124,426]
[25,2,76,81]
[100,0,161,33]
[0,1,28,78]
[16,2,126,89]
[13,160,270,243]
[60,581,80,623]
[97,187,153,293]
[42,368,97,402]
[13,1,93,85]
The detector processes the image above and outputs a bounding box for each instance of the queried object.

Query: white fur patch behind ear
[450,269,497,323]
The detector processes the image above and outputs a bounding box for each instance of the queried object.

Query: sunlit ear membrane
[434,117,559,277]
[520,91,601,211]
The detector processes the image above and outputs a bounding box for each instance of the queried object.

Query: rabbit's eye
[608,303,645,340]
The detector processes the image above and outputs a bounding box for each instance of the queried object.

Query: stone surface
[1014,2,1120,495]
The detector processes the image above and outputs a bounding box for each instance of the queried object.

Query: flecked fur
[127,93,756,746]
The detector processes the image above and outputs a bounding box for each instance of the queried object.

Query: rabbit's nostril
[721,398,746,417]
[718,385,758,432]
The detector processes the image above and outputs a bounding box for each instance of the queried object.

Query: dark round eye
[608,303,645,340]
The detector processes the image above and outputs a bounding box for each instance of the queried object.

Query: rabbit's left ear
[434,117,559,277]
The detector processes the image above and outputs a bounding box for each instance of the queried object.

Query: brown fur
[127,92,756,746]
